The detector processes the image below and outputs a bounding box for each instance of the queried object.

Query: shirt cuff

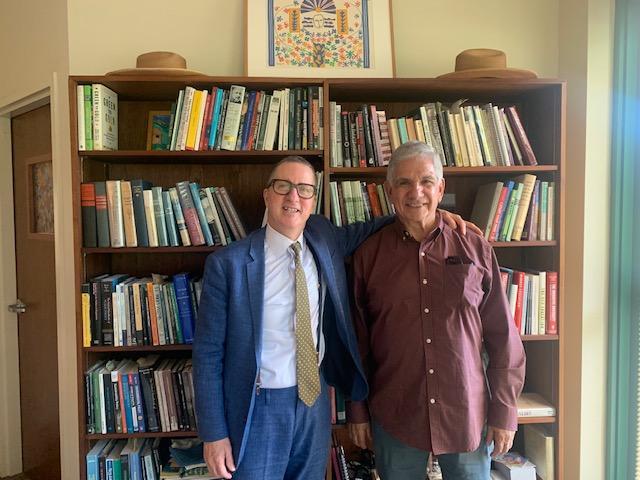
[345,400,371,424]
[487,403,519,432]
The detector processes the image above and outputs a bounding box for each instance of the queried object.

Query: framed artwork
[146,110,171,150]
[245,0,395,78]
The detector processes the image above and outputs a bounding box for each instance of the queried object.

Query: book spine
[142,190,158,248]
[175,181,204,246]
[83,85,94,150]
[188,182,214,246]
[120,181,138,247]
[130,180,150,247]
[546,271,558,334]
[168,187,191,246]
[94,181,111,248]
[221,85,246,150]
[151,187,168,247]
[106,180,124,248]
[81,183,98,247]
[162,191,179,247]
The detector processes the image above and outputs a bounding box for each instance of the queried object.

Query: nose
[285,187,300,199]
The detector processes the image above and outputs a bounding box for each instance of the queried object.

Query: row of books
[77,83,118,151]
[85,356,196,435]
[329,181,395,227]
[162,84,324,152]
[86,437,161,480]
[501,268,558,335]
[82,272,201,347]
[329,101,538,168]
[81,180,246,248]
[471,175,555,242]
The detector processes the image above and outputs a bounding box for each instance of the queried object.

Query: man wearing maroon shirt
[347,141,526,480]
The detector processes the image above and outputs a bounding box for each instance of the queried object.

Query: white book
[263,91,282,151]
[330,181,342,226]
[105,180,124,248]
[492,105,512,166]
[77,85,86,150]
[170,89,185,151]
[547,182,555,240]
[279,88,290,150]
[142,189,159,247]
[221,85,246,150]
[335,103,343,167]
[329,101,337,167]
[517,392,556,417]
[530,273,539,335]
[92,84,118,150]
[318,86,324,149]
[538,271,547,334]
[177,86,196,151]
[168,187,191,246]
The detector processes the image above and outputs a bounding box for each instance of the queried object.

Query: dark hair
[267,156,317,185]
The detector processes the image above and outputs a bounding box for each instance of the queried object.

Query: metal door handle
[8,299,27,314]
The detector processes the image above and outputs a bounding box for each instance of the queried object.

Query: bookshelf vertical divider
[71,76,564,480]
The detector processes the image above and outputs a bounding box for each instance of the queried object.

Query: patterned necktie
[291,241,320,406]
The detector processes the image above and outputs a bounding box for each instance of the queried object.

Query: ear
[263,188,269,207]
[437,178,446,203]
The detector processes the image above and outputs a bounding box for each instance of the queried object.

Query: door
[11,104,60,479]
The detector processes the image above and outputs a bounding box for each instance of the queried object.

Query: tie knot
[291,241,302,255]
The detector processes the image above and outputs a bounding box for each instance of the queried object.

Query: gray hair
[387,141,443,182]
[267,156,317,185]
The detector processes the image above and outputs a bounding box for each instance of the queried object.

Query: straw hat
[106,51,204,76]
[437,49,537,80]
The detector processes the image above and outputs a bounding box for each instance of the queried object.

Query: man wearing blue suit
[193,156,468,479]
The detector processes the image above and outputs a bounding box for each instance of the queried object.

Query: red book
[199,88,215,151]
[546,271,558,334]
[488,185,510,241]
[513,271,526,331]
[366,183,383,217]
[329,386,337,424]
[246,91,262,150]
[505,106,538,165]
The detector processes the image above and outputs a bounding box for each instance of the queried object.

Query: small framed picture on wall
[245,0,396,78]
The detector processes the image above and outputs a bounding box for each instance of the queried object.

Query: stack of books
[329,181,394,226]
[81,180,246,248]
[329,101,537,168]
[85,355,196,435]
[470,175,555,242]
[76,83,118,151]
[86,437,161,480]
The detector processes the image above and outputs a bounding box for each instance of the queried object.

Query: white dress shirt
[260,224,324,388]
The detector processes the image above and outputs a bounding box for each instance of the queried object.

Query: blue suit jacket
[193,214,392,463]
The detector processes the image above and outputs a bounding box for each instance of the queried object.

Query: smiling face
[386,154,445,228]
[263,161,317,240]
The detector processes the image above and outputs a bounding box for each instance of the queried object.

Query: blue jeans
[372,421,492,480]
[232,379,331,480]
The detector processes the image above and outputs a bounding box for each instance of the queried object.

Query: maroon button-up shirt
[346,215,525,455]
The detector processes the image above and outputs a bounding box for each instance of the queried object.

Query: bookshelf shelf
[84,345,193,353]
[80,149,323,165]
[85,431,197,440]
[82,246,222,254]
[521,334,559,342]
[330,165,558,176]
[72,75,564,480]
[517,416,556,425]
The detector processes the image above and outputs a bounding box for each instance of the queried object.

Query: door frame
[0,88,50,476]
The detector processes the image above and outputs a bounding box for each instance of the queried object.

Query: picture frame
[245,0,395,78]
[146,110,172,150]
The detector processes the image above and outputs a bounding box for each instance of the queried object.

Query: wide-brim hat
[437,49,537,80]
[106,51,204,76]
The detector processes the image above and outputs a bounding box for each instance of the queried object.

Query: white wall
[0,0,613,478]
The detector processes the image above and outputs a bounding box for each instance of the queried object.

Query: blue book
[162,191,179,246]
[131,371,146,433]
[151,187,168,247]
[172,273,195,344]
[86,440,110,480]
[118,362,134,433]
[208,88,223,149]
[128,438,145,480]
[188,182,214,246]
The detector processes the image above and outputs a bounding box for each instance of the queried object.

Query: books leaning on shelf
[517,392,556,417]
[329,180,395,227]
[85,356,196,435]
[329,101,537,168]
[81,179,246,248]
[523,424,554,480]
[82,272,201,347]
[470,175,555,242]
[499,267,558,335]
[157,84,323,152]
[76,83,118,151]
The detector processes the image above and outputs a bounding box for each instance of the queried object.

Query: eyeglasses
[268,179,317,199]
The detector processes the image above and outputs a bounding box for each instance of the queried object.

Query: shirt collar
[265,223,305,257]
[392,211,444,247]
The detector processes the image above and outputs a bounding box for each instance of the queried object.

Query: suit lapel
[247,228,266,361]
[304,231,342,316]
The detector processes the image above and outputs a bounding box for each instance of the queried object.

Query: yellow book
[511,174,537,241]
[387,118,401,151]
[82,290,91,347]
[185,90,203,150]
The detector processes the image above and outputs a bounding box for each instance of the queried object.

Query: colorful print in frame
[246,0,395,77]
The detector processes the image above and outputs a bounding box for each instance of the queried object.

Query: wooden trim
[84,344,192,353]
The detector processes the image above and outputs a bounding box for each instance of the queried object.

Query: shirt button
[428,368,434,374]
[430,398,436,404]
[424,308,430,313]
[422,279,428,285]
[421,252,426,257]
[426,338,432,344]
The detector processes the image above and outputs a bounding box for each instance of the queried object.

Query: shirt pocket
[443,263,484,308]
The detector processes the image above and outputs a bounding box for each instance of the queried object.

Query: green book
[84,85,93,150]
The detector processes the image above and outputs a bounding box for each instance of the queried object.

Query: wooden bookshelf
[71,75,564,480]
